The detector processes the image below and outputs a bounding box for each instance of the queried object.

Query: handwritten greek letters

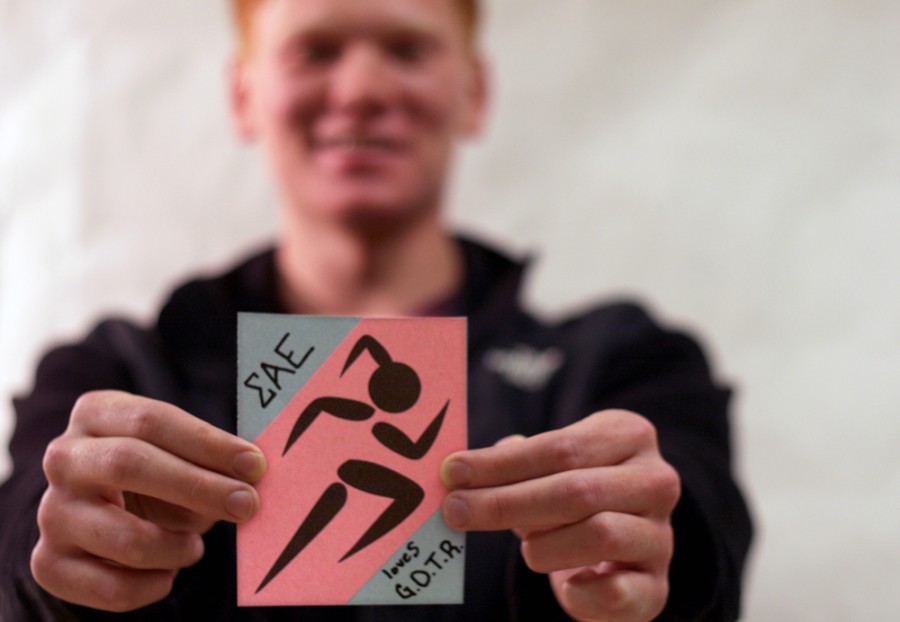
[243,333,314,409]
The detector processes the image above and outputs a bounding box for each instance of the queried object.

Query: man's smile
[314,132,409,170]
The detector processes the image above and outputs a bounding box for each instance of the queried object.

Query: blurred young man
[0,1,752,620]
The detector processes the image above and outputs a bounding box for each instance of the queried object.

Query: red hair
[231,0,479,56]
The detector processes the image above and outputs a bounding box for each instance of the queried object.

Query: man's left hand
[440,409,680,622]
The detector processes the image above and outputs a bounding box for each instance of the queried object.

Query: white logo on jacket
[483,345,564,391]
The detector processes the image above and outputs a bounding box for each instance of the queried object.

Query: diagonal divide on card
[237,313,467,606]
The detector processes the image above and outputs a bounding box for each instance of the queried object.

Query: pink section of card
[238,318,466,606]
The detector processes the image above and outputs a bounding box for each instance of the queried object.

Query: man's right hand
[30,390,266,612]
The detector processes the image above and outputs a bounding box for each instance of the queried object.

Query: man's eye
[389,40,427,62]
[302,42,340,63]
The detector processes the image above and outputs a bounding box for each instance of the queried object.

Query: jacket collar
[455,236,529,352]
[161,234,529,362]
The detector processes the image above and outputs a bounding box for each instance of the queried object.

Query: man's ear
[229,58,258,142]
[461,57,490,138]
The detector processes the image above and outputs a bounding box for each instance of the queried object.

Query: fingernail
[234,451,266,482]
[191,537,205,563]
[226,490,256,521]
[496,434,527,446]
[443,496,470,529]
[441,459,472,488]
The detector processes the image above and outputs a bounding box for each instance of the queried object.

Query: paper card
[236,314,467,607]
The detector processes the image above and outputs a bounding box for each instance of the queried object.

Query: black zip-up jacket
[0,238,752,621]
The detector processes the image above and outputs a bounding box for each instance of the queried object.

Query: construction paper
[237,314,467,606]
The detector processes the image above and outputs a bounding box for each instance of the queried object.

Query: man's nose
[328,46,395,115]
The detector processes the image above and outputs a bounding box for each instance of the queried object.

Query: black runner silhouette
[257,335,448,593]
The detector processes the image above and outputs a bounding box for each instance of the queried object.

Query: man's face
[232,0,485,231]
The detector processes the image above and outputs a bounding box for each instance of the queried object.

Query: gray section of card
[347,509,466,606]
[237,313,360,442]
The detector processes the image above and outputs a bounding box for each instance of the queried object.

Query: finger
[70,391,266,483]
[441,410,655,489]
[39,494,204,570]
[37,487,201,565]
[31,539,178,613]
[124,493,217,533]
[49,436,259,523]
[551,564,668,622]
[520,512,672,574]
[443,464,657,531]
[494,434,526,446]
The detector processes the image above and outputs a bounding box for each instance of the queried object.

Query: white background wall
[2,1,898,619]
